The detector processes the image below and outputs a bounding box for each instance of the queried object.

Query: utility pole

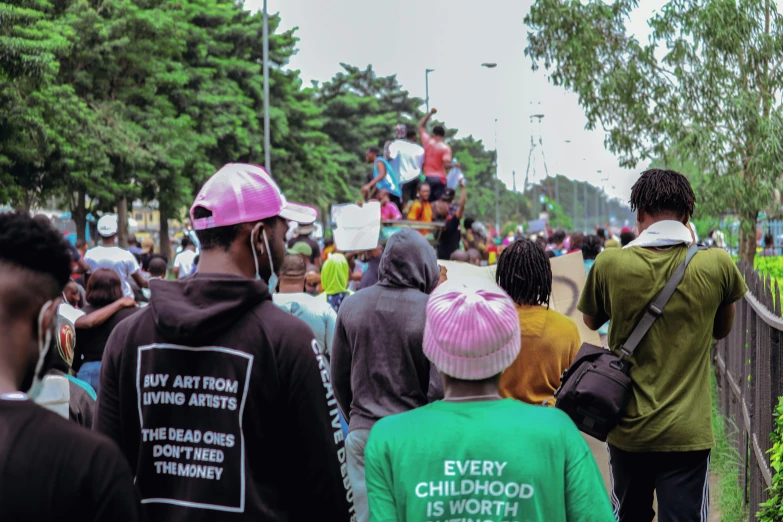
[494,118,500,233]
[583,181,588,230]
[573,180,578,232]
[262,0,271,174]
[425,69,435,114]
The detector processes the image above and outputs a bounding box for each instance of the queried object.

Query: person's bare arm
[456,180,467,219]
[583,311,610,331]
[713,302,736,340]
[74,297,136,329]
[131,271,149,288]
[361,161,386,198]
[74,258,91,274]
[173,266,180,278]
[418,107,436,133]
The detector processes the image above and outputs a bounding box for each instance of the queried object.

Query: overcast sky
[247,0,665,203]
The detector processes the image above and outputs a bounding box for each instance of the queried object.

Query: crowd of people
[0,164,749,522]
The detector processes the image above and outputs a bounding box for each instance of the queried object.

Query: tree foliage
[525,0,783,261]
[3,1,552,244]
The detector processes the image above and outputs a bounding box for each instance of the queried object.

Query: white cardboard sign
[331,202,381,252]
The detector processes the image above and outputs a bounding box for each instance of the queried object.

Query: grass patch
[711,372,747,522]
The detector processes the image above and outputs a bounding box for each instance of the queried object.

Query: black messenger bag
[554,244,700,441]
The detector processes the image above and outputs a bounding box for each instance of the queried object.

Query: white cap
[97,214,119,237]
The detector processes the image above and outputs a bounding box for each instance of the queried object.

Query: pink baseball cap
[190,163,317,230]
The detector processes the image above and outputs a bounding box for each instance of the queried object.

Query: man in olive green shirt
[578,169,746,522]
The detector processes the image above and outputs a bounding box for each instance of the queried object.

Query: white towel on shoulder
[624,220,694,249]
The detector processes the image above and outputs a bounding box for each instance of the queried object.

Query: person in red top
[417,108,452,202]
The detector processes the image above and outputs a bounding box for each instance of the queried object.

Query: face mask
[27,299,57,400]
[250,225,278,291]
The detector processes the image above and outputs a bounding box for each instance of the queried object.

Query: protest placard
[331,202,381,252]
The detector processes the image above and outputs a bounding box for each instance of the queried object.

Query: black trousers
[608,444,710,522]
[425,177,446,202]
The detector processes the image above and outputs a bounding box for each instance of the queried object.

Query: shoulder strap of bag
[619,243,700,359]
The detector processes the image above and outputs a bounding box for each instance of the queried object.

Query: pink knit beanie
[423,279,521,380]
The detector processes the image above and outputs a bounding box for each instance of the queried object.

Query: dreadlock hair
[495,238,552,307]
[630,168,695,220]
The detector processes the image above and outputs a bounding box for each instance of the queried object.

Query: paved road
[584,434,720,521]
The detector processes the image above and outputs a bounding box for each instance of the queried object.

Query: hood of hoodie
[149,273,270,343]
[322,253,349,295]
[378,228,440,293]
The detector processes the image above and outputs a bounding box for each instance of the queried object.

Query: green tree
[0,0,73,209]
[525,0,783,262]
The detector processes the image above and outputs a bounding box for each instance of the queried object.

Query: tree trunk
[72,189,87,242]
[117,197,128,248]
[159,202,172,261]
[739,211,759,265]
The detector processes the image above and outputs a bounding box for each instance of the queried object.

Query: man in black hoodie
[96,164,354,522]
[331,228,444,522]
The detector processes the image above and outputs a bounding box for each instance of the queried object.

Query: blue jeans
[77,361,101,393]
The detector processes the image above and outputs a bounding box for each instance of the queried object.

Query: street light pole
[481,62,500,234]
[262,0,271,174]
[494,118,500,234]
[425,69,435,114]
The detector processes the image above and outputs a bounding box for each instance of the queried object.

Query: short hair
[75,239,87,250]
[419,182,431,191]
[148,257,167,278]
[192,206,242,251]
[32,214,51,227]
[368,146,381,156]
[596,228,606,239]
[620,231,636,247]
[582,235,602,260]
[0,211,72,300]
[128,233,137,245]
[467,249,481,263]
[280,254,306,278]
[553,230,566,243]
[765,232,774,245]
[496,238,552,307]
[86,268,123,307]
[181,236,191,249]
[433,125,445,137]
[630,168,695,219]
[464,217,475,230]
[449,250,470,262]
[406,129,417,140]
[569,232,584,250]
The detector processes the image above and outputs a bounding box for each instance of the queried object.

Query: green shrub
[755,257,783,282]
[758,397,783,521]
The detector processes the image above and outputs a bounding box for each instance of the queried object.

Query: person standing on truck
[418,108,452,202]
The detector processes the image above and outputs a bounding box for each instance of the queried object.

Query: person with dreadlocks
[495,238,581,406]
[578,168,747,522]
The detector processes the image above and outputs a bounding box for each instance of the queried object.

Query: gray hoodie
[331,229,444,432]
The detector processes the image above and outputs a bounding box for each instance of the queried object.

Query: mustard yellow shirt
[500,305,581,406]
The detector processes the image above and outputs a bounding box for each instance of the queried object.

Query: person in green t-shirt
[578,168,747,522]
[365,279,614,522]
